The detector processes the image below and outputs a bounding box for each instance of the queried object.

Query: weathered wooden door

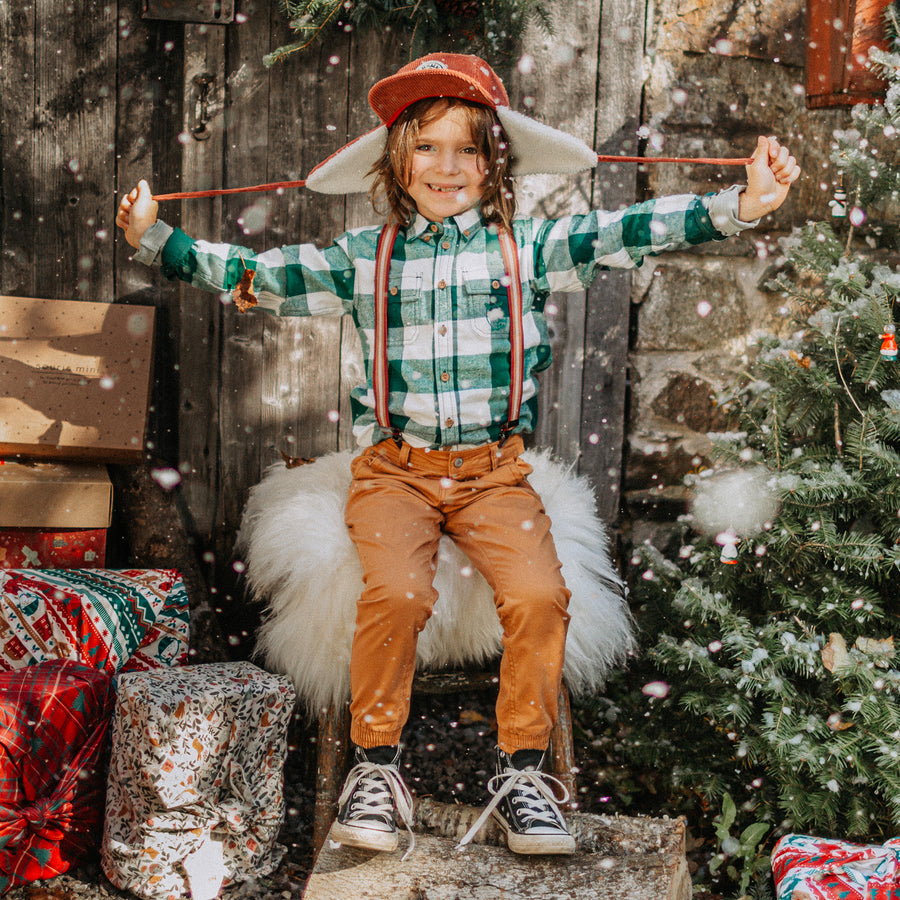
[0,0,643,623]
[171,1,643,587]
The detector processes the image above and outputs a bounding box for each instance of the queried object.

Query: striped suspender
[496,228,524,442]
[372,223,524,446]
[373,224,401,442]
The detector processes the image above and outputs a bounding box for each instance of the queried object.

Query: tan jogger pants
[344,436,571,753]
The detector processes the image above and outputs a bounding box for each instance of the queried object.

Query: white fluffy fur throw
[237,449,634,715]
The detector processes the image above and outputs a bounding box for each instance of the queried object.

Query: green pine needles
[266,0,553,67]
[630,7,900,857]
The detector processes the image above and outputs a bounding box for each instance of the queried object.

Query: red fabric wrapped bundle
[772,833,900,899]
[0,660,115,892]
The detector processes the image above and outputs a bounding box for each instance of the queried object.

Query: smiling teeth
[430,185,461,192]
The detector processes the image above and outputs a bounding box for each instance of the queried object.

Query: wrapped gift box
[0,528,107,568]
[0,660,115,892]
[102,662,296,900]
[0,568,189,673]
[773,833,900,899]
[0,461,113,569]
[0,296,155,463]
[0,461,112,527]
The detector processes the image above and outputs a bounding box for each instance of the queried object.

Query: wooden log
[548,681,577,806]
[313,699,352,857]
[108,460,229,664]
[304,799,691,900]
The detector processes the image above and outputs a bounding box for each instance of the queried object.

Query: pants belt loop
[490,441,502,471]
[399,442,412,469]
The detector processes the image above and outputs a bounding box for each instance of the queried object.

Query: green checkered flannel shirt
[137,188,752,449]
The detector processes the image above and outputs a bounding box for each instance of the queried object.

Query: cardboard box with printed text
[0,296,155,462]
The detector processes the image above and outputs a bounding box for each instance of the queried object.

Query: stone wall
[623,0,852,550]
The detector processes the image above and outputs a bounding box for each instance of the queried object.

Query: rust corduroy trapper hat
[305,52,597,195]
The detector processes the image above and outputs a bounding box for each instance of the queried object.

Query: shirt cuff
[133,221,175,266]
[702,185,760,236]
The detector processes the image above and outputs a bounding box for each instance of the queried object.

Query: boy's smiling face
[405,105,489,222]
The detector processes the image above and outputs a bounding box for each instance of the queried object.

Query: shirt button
[423,234,431,242]
[430,224,439,232]
[390,286,398,295]
[453,457,464,468]
[440,372,450,382]
[491,280,500,289]
[438,279,447,289]
[442,241,450,250]
[439,324,448,336]
[445,417,454,427]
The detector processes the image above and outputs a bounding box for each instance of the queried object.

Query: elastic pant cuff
[351,722,404,750]
[497,729,552,754]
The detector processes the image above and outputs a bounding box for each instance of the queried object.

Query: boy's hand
[116,180,158,249]
[739,136,800,222]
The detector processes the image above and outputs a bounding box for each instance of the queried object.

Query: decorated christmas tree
[583,8,900,893]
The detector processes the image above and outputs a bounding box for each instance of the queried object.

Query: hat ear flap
[305,108,598,194]
[305,126,388,195]
[496,108,598,177]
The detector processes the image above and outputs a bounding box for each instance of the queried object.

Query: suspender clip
[498,419,519,448]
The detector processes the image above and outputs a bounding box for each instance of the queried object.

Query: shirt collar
[407,207,485,243]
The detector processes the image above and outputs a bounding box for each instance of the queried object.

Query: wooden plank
[305,800,691,900]
[338,32,401,451]
[115,10,184,464]
[216,0,270,540]
[33,0,116,302]
[505,2,600,466]
[531,290,587,463]
[581,0,647,526]
[264,29,349,461]
[175,24,227,538]
[0,1,36,296]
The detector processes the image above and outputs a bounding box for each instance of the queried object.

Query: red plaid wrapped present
[0,660,115,892]
[773,833,900,899]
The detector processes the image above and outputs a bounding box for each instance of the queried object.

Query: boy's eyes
[414,144,479,154]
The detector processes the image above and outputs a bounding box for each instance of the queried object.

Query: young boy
[117,53,799,857]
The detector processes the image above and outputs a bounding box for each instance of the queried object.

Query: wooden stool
[312,673,577,855]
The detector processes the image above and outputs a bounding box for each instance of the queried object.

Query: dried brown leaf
[854,635,895,660]
[821,632,850,673]
[232,259,257,313]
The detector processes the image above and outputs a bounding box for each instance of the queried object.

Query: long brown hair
[368,97,516,230]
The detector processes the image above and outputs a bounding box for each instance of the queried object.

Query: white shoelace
[337,759,417,859]
[455,767,570,850]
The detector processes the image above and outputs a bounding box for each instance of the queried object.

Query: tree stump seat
[304,799,692,900]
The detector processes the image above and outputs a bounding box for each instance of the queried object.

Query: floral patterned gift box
[101,661,296,900]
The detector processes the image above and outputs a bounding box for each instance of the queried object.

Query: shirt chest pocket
[461,266,510,337]
[369,274,425,345]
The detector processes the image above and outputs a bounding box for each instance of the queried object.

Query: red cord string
[595,155,752,165]
[153,179,308,201]
[151,155,752,202]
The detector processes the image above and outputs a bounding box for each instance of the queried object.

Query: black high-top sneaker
[330,745,414,853]
[485,747,576,855]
